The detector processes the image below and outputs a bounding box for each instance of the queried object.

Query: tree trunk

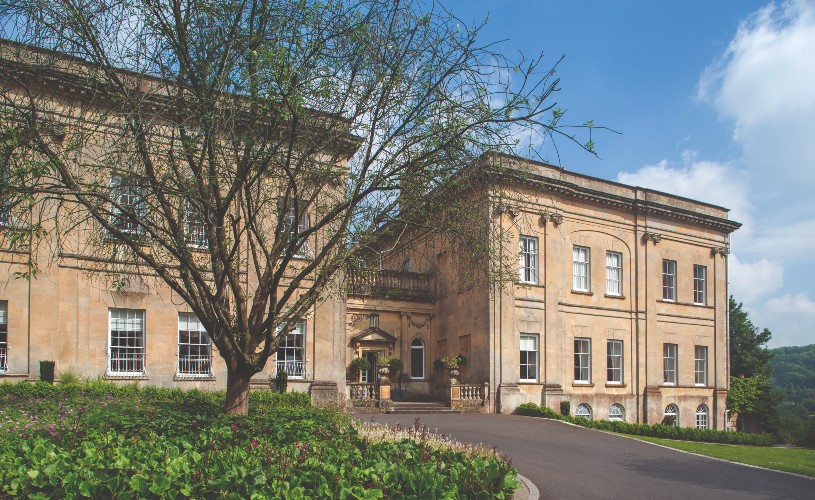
[224,366,252,415]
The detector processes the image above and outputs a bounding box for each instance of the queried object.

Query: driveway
[356,413,813,499]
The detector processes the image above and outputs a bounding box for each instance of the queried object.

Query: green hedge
[1,382,517,498]
[515,403,775,446]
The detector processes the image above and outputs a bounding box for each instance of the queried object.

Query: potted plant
[454,354,467,367]
[349,356,371,381]
[441,355,460,382]
[387,358,404,374]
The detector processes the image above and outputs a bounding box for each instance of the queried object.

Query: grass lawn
[624,435,815,478]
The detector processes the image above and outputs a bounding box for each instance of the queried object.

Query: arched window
[369,313,379,328]
[575,403,592,420]
[410,339,424,379]
[663,404,679,426]
[609,404,625,422]
[696,404,709,429]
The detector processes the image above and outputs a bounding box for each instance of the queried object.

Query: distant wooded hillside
[770,344,815,411]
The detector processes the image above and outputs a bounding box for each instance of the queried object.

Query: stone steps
[386,402,461,414]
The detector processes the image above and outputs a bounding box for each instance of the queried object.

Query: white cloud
[729,254,785,303]
[749,293,815,347]
[698,0,815,189]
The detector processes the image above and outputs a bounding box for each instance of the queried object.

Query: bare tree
[0,0,593,414]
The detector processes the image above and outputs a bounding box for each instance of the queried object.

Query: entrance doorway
[361,350,381,383]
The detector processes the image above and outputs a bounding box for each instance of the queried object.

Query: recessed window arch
[663,403,679,427]
[609,404,625,422]
[575,403,593,420]
[410,338,425,379]
[696,404,709,429]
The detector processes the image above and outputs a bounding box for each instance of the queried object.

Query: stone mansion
[0,43,740,430]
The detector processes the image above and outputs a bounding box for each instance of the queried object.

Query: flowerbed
[515,402,775,446]
[0,381,517,498]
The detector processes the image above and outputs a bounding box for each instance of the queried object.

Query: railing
[276,360,306,379]
[349,383,377,400]
[108,349,144,376]
[177,355,212,377]
[347,268,433,300]
[459,384,485,400]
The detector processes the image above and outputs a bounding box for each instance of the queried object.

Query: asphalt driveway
[356,413,814,499]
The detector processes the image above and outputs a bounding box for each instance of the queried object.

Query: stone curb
[513,473,540,500]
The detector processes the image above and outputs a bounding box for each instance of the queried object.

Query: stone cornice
[493,168,742,234]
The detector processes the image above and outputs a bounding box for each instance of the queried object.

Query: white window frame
[662,260,676,301]
[109,175,147,236]
[520,334,538,382]
[605,251,622,296]
[573,246,591,292]
[663,343,677,385]
[694,345,708,386]
[693,265,706,305]
[607,340,623,384]
[609,404,625,422]
[177,313,212,377]
[276,321,306,379]
[410,338,425,379]
[519,236,539,284]
[574,338,591,383]
[696,404,709,429]
[184,202,209,248]
[108,309,146,376]
[575,403,593,420]
[279,198,310,258]
[664,403,679,426]
[0,301,7,374]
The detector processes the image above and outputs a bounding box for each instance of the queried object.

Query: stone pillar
[643,386,662,425]
[378,375,392,411]
[541,383,564,410]
[497,383,522,414]
[309,381,339,407]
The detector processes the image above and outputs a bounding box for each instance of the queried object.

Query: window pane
[178,312,212,376]
[276,321,306,378]
[606,252,622,295]
[693,265,706,305]
[663,343,677,384]
[109,309,145,375]
[0,301,7,373]
[574,338,591,382]
[607,340,623,383]
[411,339,425,378]
[573,246,590,291]
[662,260,676,301]
[519,236,538,284]
[695,345,708,385]
[520,334,538,381]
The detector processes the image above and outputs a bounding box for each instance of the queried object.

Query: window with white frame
[520,334,538,382]
[574,338,591,383]
[696,404,709,429]
[663,343,677,385]
[662,260,676,301]
[279,198,310,257]
[411,338,425,379]
[184,202,208,248]
[609,404,625,422]
[0,301,7,374]
[664,403,679,426]
[519,236,539,284]
[276,321,306,378]
[695,345,708,386]
[605,252,622,295]
[109,175,147,235]
[573,246,591,292]
[177,313,212,377]
[693,265,706,305]
[607,340,623,384]
[108,309,145,376]
[575,403,593,420]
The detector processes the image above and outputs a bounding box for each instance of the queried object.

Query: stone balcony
[347,268,434,301]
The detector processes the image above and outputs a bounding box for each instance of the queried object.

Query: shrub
[57,369,81,385]
[39,361,55,384]
[387,358,404,372]
[350,356,371,372]
[514,402,775,446]
[560,400,571,416]
[274,369,288,393]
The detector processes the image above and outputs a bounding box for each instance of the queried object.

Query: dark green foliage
[560,400,570,416]
[350,357,371,372]
[0,383,517,497]
[387,358,404,372]
[775,404,813,445]
[729,297,774,378]
[770,344,815,412]
[514,403,775,446]
[38,361,55,384]
[275,369,288,394]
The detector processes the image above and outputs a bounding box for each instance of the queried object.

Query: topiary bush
[274,369,288,393]
[560,400,571,416]
[39,361,55,384]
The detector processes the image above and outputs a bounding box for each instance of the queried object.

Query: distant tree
[728,296,779,432]
[729,296,773,377]
[770,344,815,411]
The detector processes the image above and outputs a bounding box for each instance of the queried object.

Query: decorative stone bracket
[642,232,662,245]
[711,246,730,257]
[540,212,563,226]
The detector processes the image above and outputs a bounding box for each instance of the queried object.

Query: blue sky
[445,0,815,347]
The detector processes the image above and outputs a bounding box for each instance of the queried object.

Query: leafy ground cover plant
[515,403,775,446]
[0,382,517,498]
